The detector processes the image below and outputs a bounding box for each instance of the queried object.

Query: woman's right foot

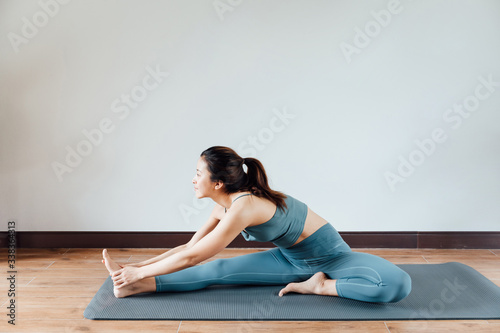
[279,271,334,297]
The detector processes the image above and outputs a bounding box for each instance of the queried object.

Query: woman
[102,146,411,303]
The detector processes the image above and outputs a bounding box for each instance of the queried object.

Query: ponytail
[243,157,287,213]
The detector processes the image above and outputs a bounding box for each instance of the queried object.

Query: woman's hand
[111,266,143,289]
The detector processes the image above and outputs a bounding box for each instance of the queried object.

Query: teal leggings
[155,223,412,303]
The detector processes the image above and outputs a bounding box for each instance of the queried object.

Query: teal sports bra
[225,193,308,248]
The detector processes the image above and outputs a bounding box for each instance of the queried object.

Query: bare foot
[279,271,331,297]
[102,249,121,276]
[102,249,156,298]
[112,278,152,298]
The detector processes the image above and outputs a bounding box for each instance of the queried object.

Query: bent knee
[381,270,412,303]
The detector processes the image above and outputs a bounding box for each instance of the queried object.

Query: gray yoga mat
[83,262,500,320]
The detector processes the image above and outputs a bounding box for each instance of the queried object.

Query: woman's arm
[140,208,246,279]
[123,205,222,267]
[125,244,189,267]
[112,206,248,288]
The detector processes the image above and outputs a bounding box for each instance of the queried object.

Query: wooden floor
[0,248,499,333]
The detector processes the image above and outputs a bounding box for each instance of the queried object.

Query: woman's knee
[382,269,412,303]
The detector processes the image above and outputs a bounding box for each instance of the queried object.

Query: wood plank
[473,268,500,280]
[20,268,109,279]
[178,320,389,333]
[14,255,68,262]
[0,319,180,332]
[421,252,498,259]
[422,255,500,270]
[11,297,93,320]
[8,261,55,270]
[13,252,128,261]
[355,249,495,256]
[64,248,169,256]
[386,320,496,332]
[60,254,130,263]
[24,276,104,288]
[47,260,113,270]
[17,287,101,298]
[0,274,36,287]
[370,255,428,264]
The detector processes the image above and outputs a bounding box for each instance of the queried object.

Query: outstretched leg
[154,248,314,293]
[102,249,156,298]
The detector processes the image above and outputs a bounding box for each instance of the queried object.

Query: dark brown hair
[200,146,287,213]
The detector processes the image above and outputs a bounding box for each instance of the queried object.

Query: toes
[279,283,294,297]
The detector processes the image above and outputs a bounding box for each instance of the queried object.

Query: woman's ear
[214,180,224,190]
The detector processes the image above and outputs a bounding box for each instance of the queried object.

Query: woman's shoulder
[243,194,282,225]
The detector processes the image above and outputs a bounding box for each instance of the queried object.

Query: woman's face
[192,157,214,198]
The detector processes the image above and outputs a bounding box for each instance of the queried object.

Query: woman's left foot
[102,249,156,298]
[113,279,149,298]
[279,271,329,297]
[102,249,121,275]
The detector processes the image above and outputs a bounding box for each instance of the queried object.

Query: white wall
[1,0,499,232]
